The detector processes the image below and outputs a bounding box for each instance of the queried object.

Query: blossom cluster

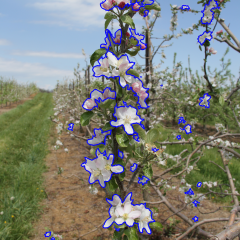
[103,193,155,234]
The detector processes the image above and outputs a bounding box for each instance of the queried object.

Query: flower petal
[110,119,124,127]
[116,206,124,216]
[124,124,134,135]
[126,218,134,227]
[115,217,125,225]
[103,217,114,228]
[107,52,118,67]
[129,210,141,219]
[102,169,112,181]
[111,165,124,173]
[98,175,106,188]
[86,160,97,170]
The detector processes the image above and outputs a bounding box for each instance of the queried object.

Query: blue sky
[0,0,239,90]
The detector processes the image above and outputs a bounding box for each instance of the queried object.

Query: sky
[0,0,239,91]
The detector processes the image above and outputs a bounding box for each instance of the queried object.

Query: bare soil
[29,113,238,240]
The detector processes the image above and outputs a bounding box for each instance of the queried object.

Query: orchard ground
[30,110,240,240]
[0,92,239,239]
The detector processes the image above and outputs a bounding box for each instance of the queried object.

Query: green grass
[155,124,240,205]
[0,92,54,240]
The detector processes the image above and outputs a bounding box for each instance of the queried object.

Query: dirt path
[29,114,237,240]
[0,93,38,115]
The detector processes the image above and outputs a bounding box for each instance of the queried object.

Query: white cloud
[0,39,11,46]
[0,57,74,78]
[12,51,86,59]
[27,0,105,30]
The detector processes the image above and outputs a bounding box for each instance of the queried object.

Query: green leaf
[117,83,123,98]
[145,3,161,11]
[126,69,140,78]
[116,134,129,147]
[199,45,202,51]
[146,128,160,144]
[149,222,163,232]
[114,223,127,229]
[90,48,107,67]
[102,122,115,131]
[105,14,117,30]
[219,96,225,106]
[99,99,115,109]
[104,12,114,19]
[126,48,140,57]
[107,177,118,192]
[123,235,128,240]
[132,124,146,140]
[113,228,125,240]
[120,14,135,29]
[143,164,153,179]
[80,111,94,126]
[124,227,139,240]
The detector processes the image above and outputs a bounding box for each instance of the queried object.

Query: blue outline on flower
[192,216,199,222]
[180,5,190,11]
[129,28,145,49]
[200,0,219,25]
[103,192,135,229]
[130,163,138,172]
[152,147,159,152]
[118,150,124,159]
[196,182,202,188]
[110,103,144,136]
[81,148,124,188]
[137,0,154,7]
[197,31,213,45]
[133,132,140,142]
[87,128,112,146]
[176,135,181,140]
[82,87,116,111]
[134,202,155,234]
[44,231,51,237]
[100,0,132,12]
[199,93,211,109]
[114,226,120,231]
[138,176,150,185]
[192,200,200,207]
[106,192,134,207]
[185,188,194,196]
[180,124,192,135]
[143,9,149,17]
[131,79,150,109]
[178,117,186,124]
[92,54,114,79]
[106,51,138,89]
[51,237,55,240]
[68,123,74,131]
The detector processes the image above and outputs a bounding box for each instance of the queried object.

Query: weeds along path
[30,111,237,240]
[0,92,54,240]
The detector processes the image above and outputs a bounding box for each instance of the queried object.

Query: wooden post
[85,70,87,99]
[88,65,90,98]
[145,29,150,131]
[6,82,7,107]
[87,65,92,133]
